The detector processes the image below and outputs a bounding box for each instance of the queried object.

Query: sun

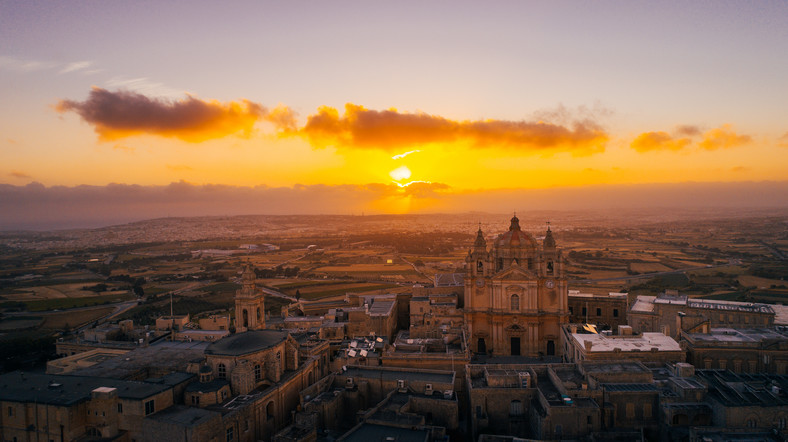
[389,165,412,181]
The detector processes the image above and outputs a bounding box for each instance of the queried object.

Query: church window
[596,308,602,317]
[477,260,483,272]
[257,307,261,321]
[547,261,554,273]
[613,309,619,317]
[511,294,520,311]
[226,427,234,442]
[217,363,226,379]
[497,258,503,270]
[254,364,262,381]
[582,307,587,317]
[242,309,248,328]
[510,400,523,416]
[528,258,533,270]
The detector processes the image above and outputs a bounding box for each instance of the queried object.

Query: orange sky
[1,1,787,223]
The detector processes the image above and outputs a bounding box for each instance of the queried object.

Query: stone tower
[464,215,568,357]
[235,264,265,332]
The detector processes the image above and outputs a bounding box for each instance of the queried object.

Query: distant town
[1,209,787,441]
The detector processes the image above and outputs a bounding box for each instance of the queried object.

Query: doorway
[511,337,521,356]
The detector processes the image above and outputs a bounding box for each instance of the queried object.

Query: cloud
[59,61,93,74]
[630,131,692,152]
[675,125,702,137]
[9,171,31,179]
[56,87,294,143]
[730,166,749,172]
[295,103,608,154]
[699,124,751,150]
[392,149,421,160]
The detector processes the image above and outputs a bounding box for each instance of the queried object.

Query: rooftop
[342,366,454,385]
[340,423,429,442]
[686,327,788,344]
[0,371,189,406]
[145,405,220,428]
[573,332,681,352]
[205,330,289,357]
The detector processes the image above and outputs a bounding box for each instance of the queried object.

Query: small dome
[199,365,213,374]
[543,227,556,249]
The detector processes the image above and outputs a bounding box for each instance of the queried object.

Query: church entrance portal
[511,337,521,356]
[477,338,486,354]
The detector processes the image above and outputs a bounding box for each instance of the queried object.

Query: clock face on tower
[476,279,485,288]
[545,279,555,289]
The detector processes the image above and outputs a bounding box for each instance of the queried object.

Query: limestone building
[235,265,265,332]
[464,215,569,357]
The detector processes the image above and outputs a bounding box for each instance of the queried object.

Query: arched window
[256,307,261,321]
[477,260,483,272]
[511,294,520,311]
[747,418,757,428]
[242,309,248,328]
[254,364,261,381]
[547,261,554,273]
[217,363,226,379]
[266,401,275,421]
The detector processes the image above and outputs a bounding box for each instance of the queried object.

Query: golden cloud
[699,124,751,150]
[296,103,608,154]
[9,170,31,179]
[56,88,296,143]
[630,131,692,153]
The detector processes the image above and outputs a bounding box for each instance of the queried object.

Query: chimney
[618,325,633,336]
[584,340,593,352]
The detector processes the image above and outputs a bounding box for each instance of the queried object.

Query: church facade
[464,215,568,357]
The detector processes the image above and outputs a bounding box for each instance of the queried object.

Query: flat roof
[342,366,454,385]
[687,327,788,344]
[573,332,681,352]
[341,423,429,442]
[602,383,658,392]
[146,404,221,427]
[0,372,184,406]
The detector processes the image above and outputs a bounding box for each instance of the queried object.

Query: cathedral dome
[493,214,537,250]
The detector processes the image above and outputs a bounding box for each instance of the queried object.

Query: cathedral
[464,215,568,357]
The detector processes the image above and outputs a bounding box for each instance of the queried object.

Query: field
[23,293,136,311]
[41,307,115,329]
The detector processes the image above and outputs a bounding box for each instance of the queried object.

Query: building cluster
[3,215,788,441]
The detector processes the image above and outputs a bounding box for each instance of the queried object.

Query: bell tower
[235,264,265,332]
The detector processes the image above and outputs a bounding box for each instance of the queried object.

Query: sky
[1,1,788,228]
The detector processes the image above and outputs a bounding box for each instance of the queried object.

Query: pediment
[492,264,536,281]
